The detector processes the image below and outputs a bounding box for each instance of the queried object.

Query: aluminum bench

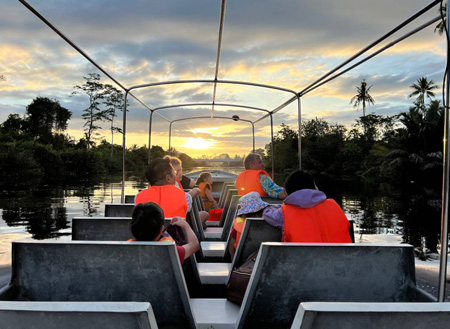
[0,301,157,329]
[291,302,450,329]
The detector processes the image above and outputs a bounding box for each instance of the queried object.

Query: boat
[1,0,450,328]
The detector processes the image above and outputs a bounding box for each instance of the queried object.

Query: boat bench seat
[0,241,197,329]
[291,302,450,329]
[0,301,158,329]
[235,242,436,329]
[104,203,134,217]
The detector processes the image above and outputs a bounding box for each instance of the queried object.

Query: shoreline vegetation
[0,74,444,191]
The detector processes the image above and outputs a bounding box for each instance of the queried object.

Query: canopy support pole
[297,95,302,169]
[169,122,173,152]
[121,91,129,203]
[270,113,275,179]
[148,111,154,164]
[252,122,255,152]
[438,0,450,303]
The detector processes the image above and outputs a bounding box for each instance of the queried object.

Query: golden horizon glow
[181,137,216,150]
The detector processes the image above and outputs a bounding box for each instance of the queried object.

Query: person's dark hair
[130,202,165,241]
[196,172,211,185]
[243,153,261,169]
[284,170,316,195]
[145,158,173,185]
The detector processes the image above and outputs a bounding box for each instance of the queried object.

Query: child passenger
[263,170,352,243]
[229,192,272,259]
[129,202,200,264]
[196,172,219,212]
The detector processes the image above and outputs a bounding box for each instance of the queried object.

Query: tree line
[0,74,443,190]
[265,77,443,188]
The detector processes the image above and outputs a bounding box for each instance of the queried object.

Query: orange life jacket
[232,216,246,249]
[281,199,352,243]
[199,182,212,210]
[135,185,187,218]
[235,170,270,196]
[175,178,183,190]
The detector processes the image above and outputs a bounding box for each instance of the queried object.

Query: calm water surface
[0,168,443,266]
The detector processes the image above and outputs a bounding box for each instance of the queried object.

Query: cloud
[1,0,447,156]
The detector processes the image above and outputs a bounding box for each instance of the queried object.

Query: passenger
[163,155,195,189]
[165,155,209,225]
[196,172,219,211]
[263,170,352,243]
[129,202,200,264]
[235,153,287,199]
[229,192,273,259]
[135,158,190,218]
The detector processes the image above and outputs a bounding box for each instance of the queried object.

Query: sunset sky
[0,0,447,157]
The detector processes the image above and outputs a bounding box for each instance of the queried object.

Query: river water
[0,167,444,267]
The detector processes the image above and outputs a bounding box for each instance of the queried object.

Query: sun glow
[182,137,216,149]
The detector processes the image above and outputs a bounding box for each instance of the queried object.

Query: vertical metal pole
[121,90,129,203]
[169,122,173,152]
[252,123,255,152]
[270,113,275,179]
[148,111,153,164]
[438,0,450,302]
[297,95,302,170]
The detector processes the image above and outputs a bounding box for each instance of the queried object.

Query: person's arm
[205,186,218,208]
[184,192,192,212]
[278,189,288,199]
[263,205,284,229]
[188,187,201,197]
[170,217,200,260]
[260,175,285,199]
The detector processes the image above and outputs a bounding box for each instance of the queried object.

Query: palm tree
[434,3,446,36]
[350,79,375,117]
[408,77,438,108]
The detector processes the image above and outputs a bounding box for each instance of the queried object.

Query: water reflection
[0,177,443,252]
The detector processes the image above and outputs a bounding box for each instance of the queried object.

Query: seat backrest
[231,218,282,270]
[219,194,242,242]
[291,302,450,329]
[218,182,235,207]
[104,203,134,217]
[72,217,133,241]
[0,301,158,329]
[2,241,196,329]
[236,243,427,329]
[125,195,135,204]
[72,217,172,241]
[194,195,205,211]
[219,189,238,226]
[261,197,283,205]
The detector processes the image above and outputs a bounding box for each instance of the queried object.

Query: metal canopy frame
[18,0,449,301]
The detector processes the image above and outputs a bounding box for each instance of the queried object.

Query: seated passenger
[196,172,219,211]
[165,156,209,226]
[129,202,200,264]
[263,170,352,243]
[135,158,190,218]
[229,192,273,259]
[235,153,287,199]
[164,155,197,190]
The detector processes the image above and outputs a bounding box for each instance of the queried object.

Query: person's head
[237,192,269,217]
[165,156,183,181]
[145,158,176,186]
[130,202,165,241]
[284,170,317,195]
[243,153,265,170]
[196,172,212,185]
